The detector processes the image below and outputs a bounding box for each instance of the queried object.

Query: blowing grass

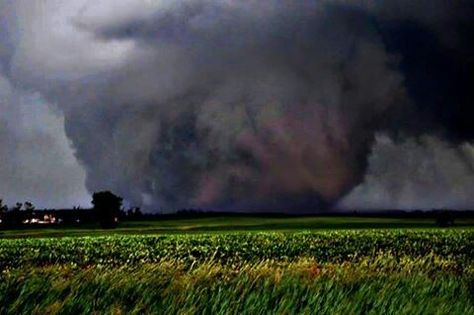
[0,255,473,315]
[1,229,473,314]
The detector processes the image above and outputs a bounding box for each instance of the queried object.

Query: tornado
[1,0,473,211]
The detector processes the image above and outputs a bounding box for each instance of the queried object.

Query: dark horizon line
[11,207,474,214]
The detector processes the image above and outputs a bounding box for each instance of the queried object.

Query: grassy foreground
[0,228,474,314]
[1,256,473,314]
[1,229,473,314]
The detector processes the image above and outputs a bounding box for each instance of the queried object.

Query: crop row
[1,230,473,269]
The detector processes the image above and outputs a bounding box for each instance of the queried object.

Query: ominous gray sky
[0,71,89,208]
[1,0,473,211]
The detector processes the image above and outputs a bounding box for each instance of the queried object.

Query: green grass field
[1,215,474,238]
[1,217,474,314]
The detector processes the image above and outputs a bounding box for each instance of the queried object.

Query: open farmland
[1,226,474,314]
[1,215,474,239]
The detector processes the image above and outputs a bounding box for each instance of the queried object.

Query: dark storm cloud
[339,0,474,210]
[1,0,474,211]
[373,0,474,140]
[66,1,407,210]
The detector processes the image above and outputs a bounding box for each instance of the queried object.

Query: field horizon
[1,215,474,239]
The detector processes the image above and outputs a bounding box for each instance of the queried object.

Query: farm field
[1,215,474,238]
[1,220,474,314]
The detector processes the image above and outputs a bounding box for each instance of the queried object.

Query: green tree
[92,191,123,229]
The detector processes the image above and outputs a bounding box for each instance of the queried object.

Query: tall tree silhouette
[92,191,122,228]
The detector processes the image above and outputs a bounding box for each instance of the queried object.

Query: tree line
[1,191,470,229]
[0,191,142,229]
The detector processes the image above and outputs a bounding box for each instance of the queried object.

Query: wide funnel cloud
[71,1,406,210]
[1,0,473,211]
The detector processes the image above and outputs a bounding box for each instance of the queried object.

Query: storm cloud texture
[0,0,473,211]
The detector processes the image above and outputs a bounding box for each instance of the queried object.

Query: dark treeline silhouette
[0,192,139,229]
[1,196,473,230]
[140,208,474,220]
